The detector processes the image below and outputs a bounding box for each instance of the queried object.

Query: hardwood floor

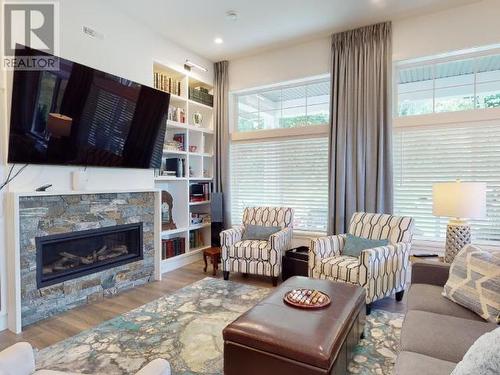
[0,259,407,351]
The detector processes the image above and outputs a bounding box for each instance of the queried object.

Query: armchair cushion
[317,255,359,284]
[230,240,272,260]
[242,225,281,241]
[343,234,389,257]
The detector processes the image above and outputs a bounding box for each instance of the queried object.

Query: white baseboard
[0,312,7,332]
[160,250,203,274]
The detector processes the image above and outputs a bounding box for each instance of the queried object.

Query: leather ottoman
[223,276,366,375]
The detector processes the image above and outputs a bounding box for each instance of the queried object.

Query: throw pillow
[451,327,500,375]
[342,234,389,257]
[242,225,281,241]
[442,244,500,324]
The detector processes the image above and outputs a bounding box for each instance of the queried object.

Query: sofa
[395,260,497,374]
[0,342,171,375]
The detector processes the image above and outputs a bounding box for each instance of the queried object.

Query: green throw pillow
[242,225,281,241]
[343,234,389,257]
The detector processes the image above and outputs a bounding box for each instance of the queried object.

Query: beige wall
[229,0,500,92]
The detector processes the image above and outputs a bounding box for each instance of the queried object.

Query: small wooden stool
[203,247,222,276]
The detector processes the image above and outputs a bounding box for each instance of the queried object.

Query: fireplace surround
[36,223,144,288]
[6,190,160,332]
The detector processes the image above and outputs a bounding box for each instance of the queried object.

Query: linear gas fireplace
[36,223,143,288]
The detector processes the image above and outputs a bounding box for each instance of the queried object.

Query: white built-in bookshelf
[153,61,214,273]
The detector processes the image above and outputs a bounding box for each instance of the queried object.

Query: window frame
[231,74,330,141]
[394,46,500,119]
[229,75,331,233]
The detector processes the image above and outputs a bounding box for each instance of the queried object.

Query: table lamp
[433,181,486,263]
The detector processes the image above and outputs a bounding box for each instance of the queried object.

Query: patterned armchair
[221,207,294,286]
[309,212,414,313]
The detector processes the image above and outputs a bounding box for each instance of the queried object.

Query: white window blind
[231,137,328,232]
[393,120,500,242]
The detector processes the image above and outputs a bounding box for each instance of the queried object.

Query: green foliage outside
[238,113,328,132]
[398,92,500,116]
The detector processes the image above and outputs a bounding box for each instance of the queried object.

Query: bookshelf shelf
[163,149,186,155]
[154,61,214,272]
[154,176,187,182]
[161,227,188,236]
[189,200,211,206]
[189,222,211,230]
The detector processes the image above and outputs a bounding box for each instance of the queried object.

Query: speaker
[211,192,224,246]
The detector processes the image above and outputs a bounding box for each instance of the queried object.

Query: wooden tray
[283,288,331,309]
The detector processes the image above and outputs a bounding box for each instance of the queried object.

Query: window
[236,79,330,132]
[397,51,500,116]
[394,120,500,242]
[231,78,330,232]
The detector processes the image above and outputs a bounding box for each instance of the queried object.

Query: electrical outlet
[82,26,104,40]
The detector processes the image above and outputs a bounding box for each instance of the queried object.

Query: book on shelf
[162,237,186,260]
[189,182,210,202]
[154,72,182,97]
[172,133,185,151]
[189,230,204,249]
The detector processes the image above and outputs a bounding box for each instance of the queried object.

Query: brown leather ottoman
[223,276,366,375]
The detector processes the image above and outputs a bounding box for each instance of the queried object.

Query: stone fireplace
[10,191,159,330]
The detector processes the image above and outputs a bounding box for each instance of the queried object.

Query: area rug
[36,278,404,375]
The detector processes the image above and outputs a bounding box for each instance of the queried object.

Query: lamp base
[445,222,471,263]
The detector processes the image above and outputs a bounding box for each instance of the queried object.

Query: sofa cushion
[401,310,496,363]
[408,284,483,321]
[318,255,359,284]
[451,327,500,375]
[443,245,500,324]
[394,351,456,375]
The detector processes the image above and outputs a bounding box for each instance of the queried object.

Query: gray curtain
[213,60,231,228]
[328,21,393,235]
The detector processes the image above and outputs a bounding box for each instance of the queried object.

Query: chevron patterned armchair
[221,207,294,286]
[309,212,415,313]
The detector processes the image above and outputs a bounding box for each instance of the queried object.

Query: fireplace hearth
[36,223,143,288]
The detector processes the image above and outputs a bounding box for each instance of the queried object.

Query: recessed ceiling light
[214,37,224,44]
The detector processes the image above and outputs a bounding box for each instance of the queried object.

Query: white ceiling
[110,0,481,61]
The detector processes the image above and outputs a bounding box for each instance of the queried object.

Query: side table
[203,247,222,276]
[282,246,309,281]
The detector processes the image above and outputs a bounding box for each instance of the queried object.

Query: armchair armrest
[308,234,346,276]
[411,260,450,287]
[359,242,411,286]
[269,227,293,253]
[220,225,244,247]
[0,342,36,375]
[135,358,171,375]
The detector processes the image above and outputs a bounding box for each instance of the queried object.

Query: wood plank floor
[0,259,407,351]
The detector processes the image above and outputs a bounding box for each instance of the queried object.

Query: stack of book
[154,72,182,96]
[189,230,204,249]
[162,237,186,259]
[189,182,210,202]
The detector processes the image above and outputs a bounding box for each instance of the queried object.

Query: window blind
[231,137,328,232]
[393,120,500,242]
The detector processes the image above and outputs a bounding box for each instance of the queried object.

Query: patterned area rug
[36,278,404,375]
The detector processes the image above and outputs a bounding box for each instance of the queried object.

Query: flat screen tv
[8,45,170,169]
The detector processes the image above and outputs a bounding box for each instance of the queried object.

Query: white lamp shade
[433,181,486,219]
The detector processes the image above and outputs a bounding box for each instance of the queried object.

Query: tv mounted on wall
[8,45,170,169]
